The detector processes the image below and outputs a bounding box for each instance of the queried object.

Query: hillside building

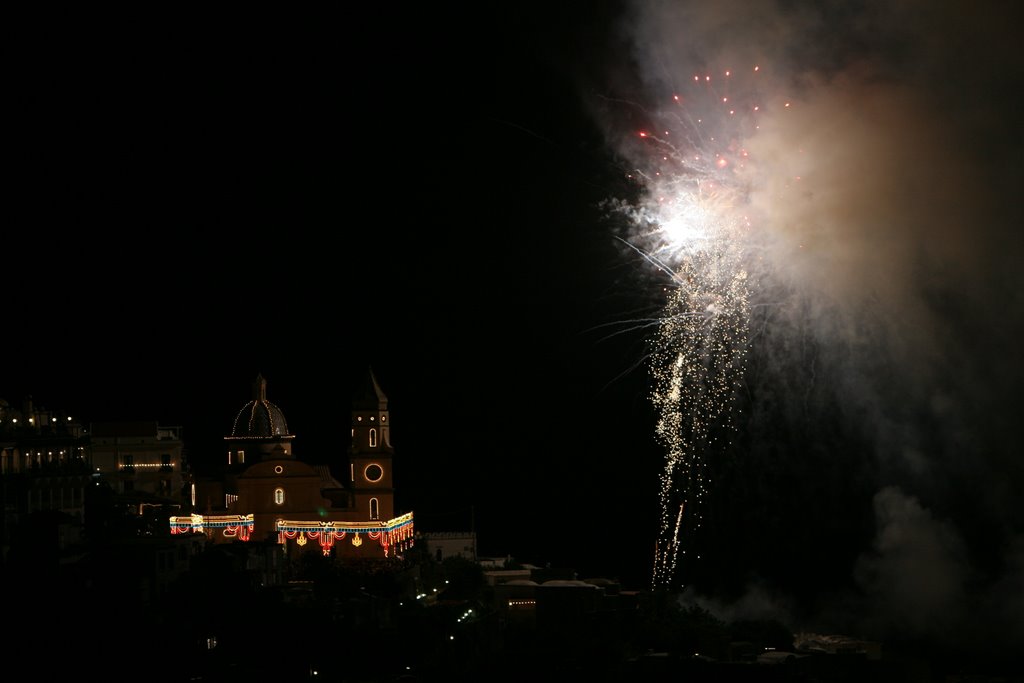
[171,370,413,561]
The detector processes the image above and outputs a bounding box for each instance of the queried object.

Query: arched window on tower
[274,488,285,505]
[369,428,377,448]
[369,498,379,520]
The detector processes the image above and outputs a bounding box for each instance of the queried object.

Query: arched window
[369,498,379,520]
[369,428,377,448]
[274,488,285,505]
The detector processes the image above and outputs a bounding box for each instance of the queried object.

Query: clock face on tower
[364,464,384,483]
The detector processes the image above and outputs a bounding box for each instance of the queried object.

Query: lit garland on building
[168,512,414,557]
[169,513,254,541]
[276,513,414,557]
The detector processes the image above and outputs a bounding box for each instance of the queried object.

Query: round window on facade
[364,464,384,482]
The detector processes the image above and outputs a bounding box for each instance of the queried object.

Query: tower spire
[354,366,388,411]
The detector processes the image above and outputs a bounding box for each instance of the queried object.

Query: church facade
[170,370,413,560]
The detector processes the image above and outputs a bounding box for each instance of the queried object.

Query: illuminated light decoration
[274,513,415,556]
[170,513,204,534]
[222,523,251,541]
[170,513,254,540]
[171,512,414,558]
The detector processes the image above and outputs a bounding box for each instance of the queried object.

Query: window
[274,488,285,505]
[238,450,245,464]
[369,498,379,520]
[364,464,383,482]
[123,454,134,470]
[161,453,172,471]
[369,428,377,448]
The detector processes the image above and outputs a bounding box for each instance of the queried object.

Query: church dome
[231,374,290,438]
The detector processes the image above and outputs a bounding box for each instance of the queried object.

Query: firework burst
[607,66,783,590]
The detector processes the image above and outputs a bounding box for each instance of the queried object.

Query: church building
[170,369,413,560]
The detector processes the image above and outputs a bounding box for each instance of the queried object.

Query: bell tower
[349,367,394,521]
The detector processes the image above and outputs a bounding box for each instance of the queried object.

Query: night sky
[7,0,1024,657]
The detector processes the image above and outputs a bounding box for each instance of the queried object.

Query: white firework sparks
[607,66,781,590]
